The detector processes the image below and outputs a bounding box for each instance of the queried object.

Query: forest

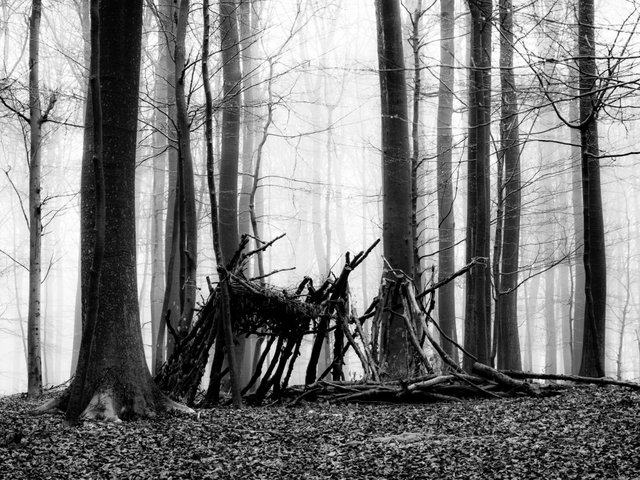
[2,0,640,477]
[0,0,640,442]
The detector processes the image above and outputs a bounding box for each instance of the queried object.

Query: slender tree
[494,0,522,370]
[159,0,181,360]
[174,0,198,334]
[238,0,256,246]
[436,0,458,365]
[150,1,170,374]
[375,0,414,376]
[410,0,424,289]
[464,0,492,371]
[27,0,43,398]
[577,0,606,378]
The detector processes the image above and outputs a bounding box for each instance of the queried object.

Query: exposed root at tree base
[31,386,194,422]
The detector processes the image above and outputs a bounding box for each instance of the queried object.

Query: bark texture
[495,0,522,371]
[27,0,43,398]
[218,0,242,264]
[174,0,198,333]
[464,0,492,371]
[375,0,414,377]
[56,0,188,422]
[436,0,458,365]
[578,0,606,378]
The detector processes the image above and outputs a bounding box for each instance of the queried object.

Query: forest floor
[0,385,639,479]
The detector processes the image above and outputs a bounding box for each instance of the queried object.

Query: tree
[494,0,522,371]
[218,0,242,264]
[26,0,43,399]
[577,0,606,377]
[409,1,424,289]
[149,1,170,375]
[464,0,492,371]
[158,0,181,361]
[435,0,458,365]
[38,0,187,422]
[174,0,198,335]
[375,0,414,376]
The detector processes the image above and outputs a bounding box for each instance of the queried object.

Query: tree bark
[174,0,198,334]
[218,0,242,264]
[494,0,522,371]
[578,0,606,378]
[436,0,458,366]
[70,0,90,378]
[27,0,43,399]
[464,0,492,371]
[410,1,423,290]
[150,2,170,374]
[238,0,256,245]
[160,0,181,361]
[47,0,189,422]
[374,0,414,377]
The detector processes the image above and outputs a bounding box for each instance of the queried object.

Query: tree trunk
[42,0,189,422]
[558,261,572,374]
[410,1,423,290]
[494,0,522,371]
[236,0,259,388]
[70,0,90,378]
[160,0,180,361]
[544,263,557,374]
[375,0,414,377]
[218,0,242,264]
[464,0,492,371]
[570,120,585,374]
[578,0,606,378]
[27,0,43,399]
[174,0,198,334]
[523,273,539,371]
[238,0,255,246]
[150,2,170,374]
[436,0,458,366]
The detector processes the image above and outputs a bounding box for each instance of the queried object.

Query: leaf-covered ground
[1,386,639,479]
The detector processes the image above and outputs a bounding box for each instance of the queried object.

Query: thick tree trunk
[464,0,492,371]
[218,0,242,264]
[578,0,606,378]
[41,0,189,422]
[27,0,43,399]
[375,0,414,377]
[436,0,458,366]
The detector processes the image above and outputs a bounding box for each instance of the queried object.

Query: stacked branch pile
[155,238,636,406]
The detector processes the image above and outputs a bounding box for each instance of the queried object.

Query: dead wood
[499,370,640,390]
[472,362,540,396]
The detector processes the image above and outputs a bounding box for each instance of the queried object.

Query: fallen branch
[472,362,540,396]
[499,370,640,390]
